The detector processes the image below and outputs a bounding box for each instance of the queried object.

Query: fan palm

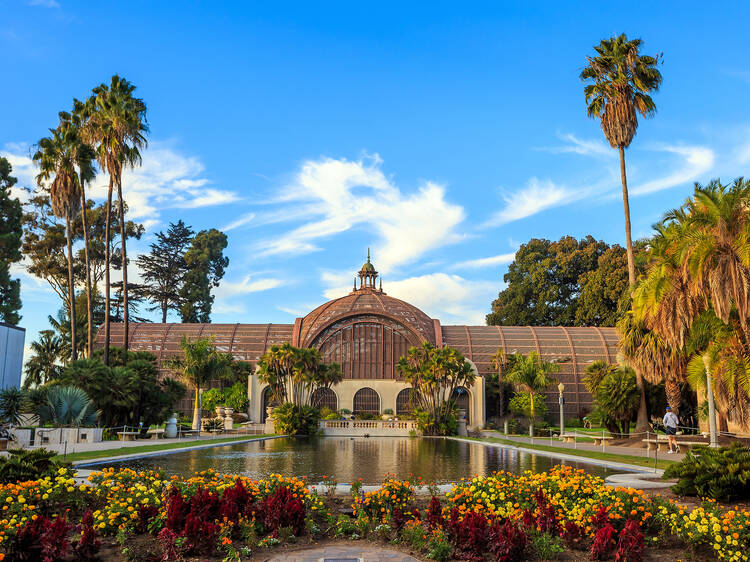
[33,125,84,362]
[165,337,233,430]
[87,75,148,363]
[36,386,99,427]
[504,351,559,436]
[581,34,662,433]
[490,349,507,418]
[23,330,62,389]
[59,100,97,357]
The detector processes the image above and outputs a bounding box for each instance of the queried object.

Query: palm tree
[166,336,233,430]
[36,386,99,427]
[33,125,84,362]
[87,75,148,363]
[23,330,62,389]
[490,349,507,418]
[59,101,97,357]
[581,34,662,433]
[504,351,559,437]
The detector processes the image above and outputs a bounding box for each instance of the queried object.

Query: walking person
[663,406,680,453]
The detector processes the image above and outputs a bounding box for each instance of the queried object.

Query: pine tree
[179,229,229,323]
[136,220,194,322]
[0,157,23,324]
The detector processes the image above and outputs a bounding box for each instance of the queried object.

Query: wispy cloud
[545,133,613,157]
[212,274,286,314]
[453,252,516,269]
[630,144,715,196]
[223,212,256,231]
[252,154,465,273]
[484,178,582,227]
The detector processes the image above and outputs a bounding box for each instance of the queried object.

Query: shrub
[272,403,320,435]
[447,509,489,561]
[0,448,70,484]
[590,523,617,560]
[530,532,565,560]
[383,408,394,415]
[257,485,305,536]
[36,385,99,426]
[663,443,750,501]
[414,405,458,436]
[490,518,527,562]
[426,527,451,561]
[509,393,548,423]
[615,519,644,562]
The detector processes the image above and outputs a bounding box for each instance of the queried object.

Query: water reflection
[91,437,615,484]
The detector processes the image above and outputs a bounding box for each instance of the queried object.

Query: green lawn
[59,434,276,463]
[465,436,676,471]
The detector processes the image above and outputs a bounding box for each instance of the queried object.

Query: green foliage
[0,448,70,484]
[272,403,320,436]
[0,388,26,426]
[509,393,548,421]
[201,382,249,414]
[23,330,62,389]
[61,349,185,428]
[397,343,474,436]
[258,343,342,408]
[179,228,229,322]
[594,367,639,435]
[487,236,632,327]
[0,157,23,324]
[530,532,565,559]
[201,388,224,413]
[36,385,99,427]
[663,443,750,501]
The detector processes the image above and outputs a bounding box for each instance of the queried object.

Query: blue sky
[3,1,750,357]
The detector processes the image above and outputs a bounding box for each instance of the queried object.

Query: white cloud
[253,155,465,273]
[453,252,516,269]
[485,178,582,226]
[630,144,715,196]
[546,133,613,157]
[212,274,286,315]
[322,272,497,325]
[223,212,255,231]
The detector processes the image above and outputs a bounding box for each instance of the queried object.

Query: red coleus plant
[73,511,101,560]
[614,519,644,562]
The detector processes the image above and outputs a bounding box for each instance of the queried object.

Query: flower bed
[0,465,747,560]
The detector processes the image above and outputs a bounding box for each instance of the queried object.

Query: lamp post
[703,354,718,448]
[558,382,565,437]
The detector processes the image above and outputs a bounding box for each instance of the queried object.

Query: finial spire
[367,247,371,262]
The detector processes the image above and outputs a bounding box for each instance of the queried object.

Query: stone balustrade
[319,419,420,436]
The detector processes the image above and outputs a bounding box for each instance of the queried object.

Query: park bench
[146,429,164,440]
[642,438,707,452]
[592,435,614,447]
[116,431,139,441]
[560,434,577,444]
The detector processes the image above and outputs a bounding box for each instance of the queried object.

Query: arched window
[311,388,338,411]
[451,386,470,418]
[396,388,415,415]
[353,387,380,414]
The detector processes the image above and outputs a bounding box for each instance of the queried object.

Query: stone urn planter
[215,406,225,417]
[164,414,178,438]
[223,408,234,430]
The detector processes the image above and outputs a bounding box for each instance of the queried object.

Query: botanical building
[102,256,618,428]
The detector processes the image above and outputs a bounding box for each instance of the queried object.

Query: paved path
[480,431,688,462]
[266,545,419,561]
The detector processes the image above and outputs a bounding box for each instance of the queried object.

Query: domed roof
[299,289,436,346]
[298,253,435,346]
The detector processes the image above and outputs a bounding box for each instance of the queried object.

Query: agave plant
[36,386,99,427]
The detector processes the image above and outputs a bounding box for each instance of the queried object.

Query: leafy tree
[87,75,148,360]
[581,33,662,286]
[509,393,548,426]
[23,331,62,389]
[396,343,475,436]
[487,236,626,327]
[165,337,234,430]
[503,351,558,437]
[33,124,85,361]
[179,229,229,323]
[0,157,22,324]
[36,386,99,427]
[137,220,194,322]
[60,350,185,428]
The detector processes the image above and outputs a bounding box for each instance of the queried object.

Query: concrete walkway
[266,545,419,561]
[479,431,688,462]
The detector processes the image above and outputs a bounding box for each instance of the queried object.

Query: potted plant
[382,408,394,420]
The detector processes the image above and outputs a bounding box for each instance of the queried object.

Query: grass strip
[57,434,276,463]
[465,436,676,471]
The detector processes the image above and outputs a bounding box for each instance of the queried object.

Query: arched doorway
[451,386,470,420]
[311,387,338,411]
[396,388,415,415]
[353,387,380,415]
[261,387,279,423]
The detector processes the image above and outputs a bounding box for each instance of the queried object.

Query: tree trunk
[117,178,129,352]
[665,378,681,414]
[65,213,77,362]
[619,145,649,433]
[80,175,93,358]
[192,386,202,430]
[104,175,113,366]
[162,304,167,323]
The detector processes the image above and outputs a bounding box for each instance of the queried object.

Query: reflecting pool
[83,437,622,484]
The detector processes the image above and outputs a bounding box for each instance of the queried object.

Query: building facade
[103,256,619,428]
[0,322,25,390]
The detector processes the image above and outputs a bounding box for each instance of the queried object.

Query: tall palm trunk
[117,177,129,351]
[79,174,93,358]
[620,145,649,433]
[65,213,77,362]
[192,386,202,430]
[665,378,681,414]
[104,175,113,366]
